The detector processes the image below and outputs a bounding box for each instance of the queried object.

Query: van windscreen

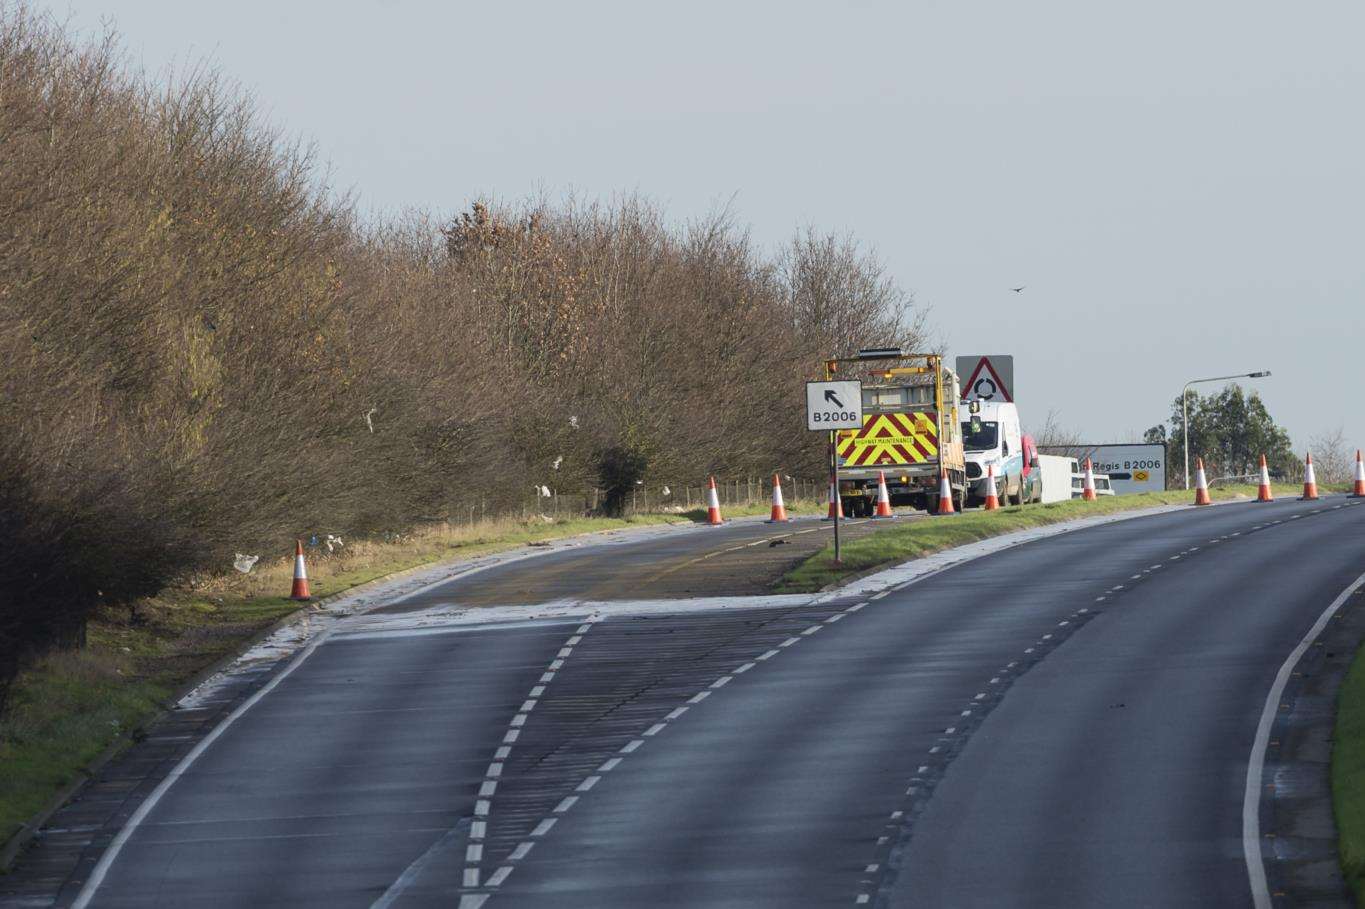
[961,420,999,452]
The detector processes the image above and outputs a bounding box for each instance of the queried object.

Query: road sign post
[808,380,862,565]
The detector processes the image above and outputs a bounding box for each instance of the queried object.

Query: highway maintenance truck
[834,354,967,515]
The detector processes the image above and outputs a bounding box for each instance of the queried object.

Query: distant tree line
[1144,386,1296,482]
[0,6,923,709]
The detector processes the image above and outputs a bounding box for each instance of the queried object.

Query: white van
[960,401,1033,505]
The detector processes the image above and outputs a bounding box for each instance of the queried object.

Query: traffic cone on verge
[766,473,791,523]
[290,540,312,601]
[1256,454,1274,502]
[935,467,956,515]
[705,476,725,525]
[1353,450,1365,498]
[823,473,844,521]
[873,471,895,518]
[1301,454,1319,501]
[1193,458,1212,506]
[983,464,1000,511]
[1082,458,1097,502]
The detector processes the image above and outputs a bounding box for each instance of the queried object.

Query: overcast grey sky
[55,1,1364,455]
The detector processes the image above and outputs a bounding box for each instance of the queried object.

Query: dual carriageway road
[5,496,1365,907]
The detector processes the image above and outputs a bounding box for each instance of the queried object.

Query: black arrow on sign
[824,390,844,408]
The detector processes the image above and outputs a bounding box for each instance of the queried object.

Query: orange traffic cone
[873,471,895,518]
[705,476,725,525]
[822,473,844,521]
[1353,450,1365,498]
[983,464,1000,511]
[1082,458,1097,502]
[290,540,312,601]
[766,473,791,523]
[1301,454,1319,500]
[935,467,956,515]
[1256,454,1273,502]
[1193,457,1212,506]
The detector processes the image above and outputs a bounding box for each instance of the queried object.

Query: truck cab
[961,401,1032,505]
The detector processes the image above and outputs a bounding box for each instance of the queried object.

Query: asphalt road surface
[14,497,1365,908]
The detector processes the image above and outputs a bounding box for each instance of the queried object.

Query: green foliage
[1146,386,1296,481]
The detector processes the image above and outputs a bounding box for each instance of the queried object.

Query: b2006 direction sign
[806,380,863,431]
[1078,443,1166,494]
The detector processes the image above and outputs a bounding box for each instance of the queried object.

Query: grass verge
[776,484,1309,593]
[0,498,820,851]
[1334,644,1365,901]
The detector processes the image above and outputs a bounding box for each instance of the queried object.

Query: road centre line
[460,595,896,903]
[379,621,595,909]
[852,496,1352,909]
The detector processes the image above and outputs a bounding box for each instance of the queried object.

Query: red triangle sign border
[963,357,1012,403]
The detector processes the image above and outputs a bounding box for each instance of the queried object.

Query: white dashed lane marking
[459,593,902,905]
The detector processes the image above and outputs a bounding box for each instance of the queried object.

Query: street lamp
[1181,370,1271,489]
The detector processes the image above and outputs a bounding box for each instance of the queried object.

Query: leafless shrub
[1308,426,1352,484]
[0,4,925,708]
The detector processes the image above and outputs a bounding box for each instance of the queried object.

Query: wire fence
[447,478,828,524]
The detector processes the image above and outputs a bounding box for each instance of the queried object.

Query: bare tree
[0,4,931,707]
[1308,426,1351,484]
[1029,410,1086,453]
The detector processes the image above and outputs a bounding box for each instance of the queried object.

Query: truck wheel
[1010,477,1025,506]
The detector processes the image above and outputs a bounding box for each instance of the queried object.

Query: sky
[51,0,1365,454]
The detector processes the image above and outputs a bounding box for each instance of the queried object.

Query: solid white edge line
[1243,569,1365,908]
[72,631,332,909]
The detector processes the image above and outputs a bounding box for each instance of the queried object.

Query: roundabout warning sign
[956,355,1014,403]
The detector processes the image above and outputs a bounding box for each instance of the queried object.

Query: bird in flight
[1010,286,1026,293]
